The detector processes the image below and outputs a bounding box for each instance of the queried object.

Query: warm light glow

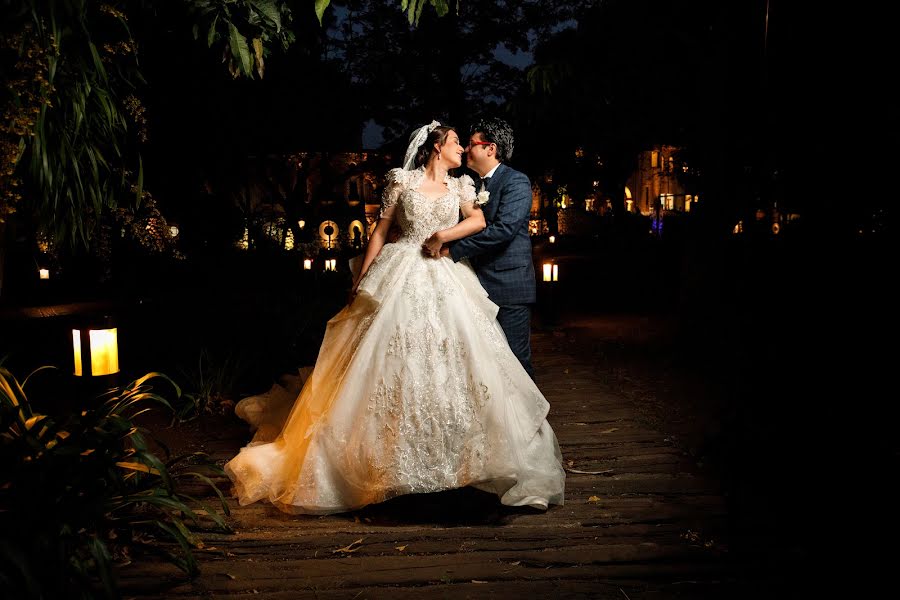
[298,220,306,229]
[39,269,50,280]
[625,199,634,212]
[72,328,119,376]
[549,235,556,244]
[319,221,339,249]
[542,263,559,282]
[72,330,81,375]
[284,229,295,250]
[303,259,312,270]
[324,258,337,271]
[168,225,179,237]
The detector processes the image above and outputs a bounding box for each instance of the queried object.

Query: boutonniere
[475,186,490,207]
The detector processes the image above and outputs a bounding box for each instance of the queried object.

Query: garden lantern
[304,259,312,270]
[72,317,119,377]
[38,268,50,280]
[549,235,556,244]
[542,262,558,282]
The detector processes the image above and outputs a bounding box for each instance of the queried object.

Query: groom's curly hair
[470,117,514,163]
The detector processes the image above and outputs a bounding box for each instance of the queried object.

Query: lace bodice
[380,167,477,244]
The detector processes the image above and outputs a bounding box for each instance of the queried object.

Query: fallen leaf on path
[333,538,365,554]
[472,579,488,583]
[566,467,614,475]
[395,545,407,552]
[600,427,619,434]
[588,495,601,503]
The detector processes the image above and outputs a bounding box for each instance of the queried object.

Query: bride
[225,121,565,514]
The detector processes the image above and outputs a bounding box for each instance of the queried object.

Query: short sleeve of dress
[457,174,477,207]
[379,168,406,220]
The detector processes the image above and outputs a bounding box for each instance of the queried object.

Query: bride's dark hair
[414,125,456,168]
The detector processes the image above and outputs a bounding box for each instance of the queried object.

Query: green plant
[177,347,246,421]
[0,363,231,599]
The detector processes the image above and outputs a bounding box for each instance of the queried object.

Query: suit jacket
[449,163,536,305]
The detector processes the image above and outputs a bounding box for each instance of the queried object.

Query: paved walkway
[119,315,750,599]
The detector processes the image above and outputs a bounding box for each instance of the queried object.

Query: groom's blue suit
[449,163,536,378]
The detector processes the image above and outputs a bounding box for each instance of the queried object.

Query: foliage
[325,0,592,144]
[177,348,246,420]
[0,1,146,249]
[0,364,231,599]
[187,0,297,79]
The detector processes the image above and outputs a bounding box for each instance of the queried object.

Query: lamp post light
[540,261,560,327]
[70,314,121,399]
[542,262,559,282]
[38,268,50,280]
[303,258,312,270]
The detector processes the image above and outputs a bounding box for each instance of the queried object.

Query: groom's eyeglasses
[467,141,493,149]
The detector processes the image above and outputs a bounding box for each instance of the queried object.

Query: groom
[440,117,537,379]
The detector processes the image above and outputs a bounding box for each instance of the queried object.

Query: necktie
[480,176,491,189]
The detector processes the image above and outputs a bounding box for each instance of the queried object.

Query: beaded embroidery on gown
[224,167,565,514]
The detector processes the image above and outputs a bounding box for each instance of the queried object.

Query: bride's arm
[422,205,485,254]
[352,216,393,291]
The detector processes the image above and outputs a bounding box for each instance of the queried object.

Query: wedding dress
[225,167,565,514]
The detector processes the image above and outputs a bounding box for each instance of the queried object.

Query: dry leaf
[395,545,407,552]
[588,495,601,503]
[472,579,488,583]
[600,427,619,434]
[566,467,614,475]
[333,538,365,554]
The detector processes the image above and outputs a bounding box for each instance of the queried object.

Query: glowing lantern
[72,323,119,377]
[303,259,312,270]
[39,269,50,280]
[542,263,559,282]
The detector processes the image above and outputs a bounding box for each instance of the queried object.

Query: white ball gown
[224,167,565,514]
